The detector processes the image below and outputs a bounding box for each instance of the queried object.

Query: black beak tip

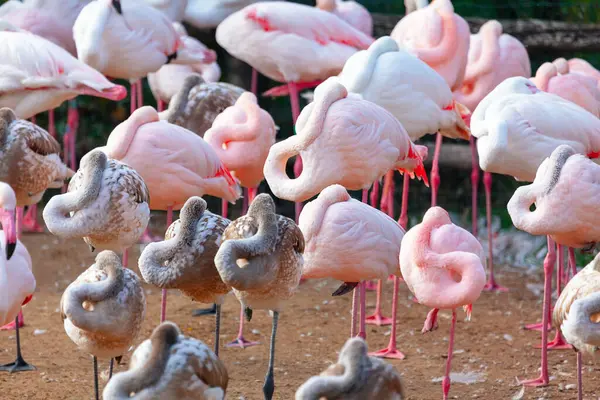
[6,242,16,260]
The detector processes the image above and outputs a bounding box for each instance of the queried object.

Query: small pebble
[33,329,47,336]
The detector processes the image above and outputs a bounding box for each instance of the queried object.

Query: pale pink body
[454,20,531,112]
[148,23,220,105]
[215,1,373,83]
[263,78,428,202]
[400,207,486,309]
[204,92,276,189]
[100,106,241,211]
[0,0,91,55]
[508,145,600,249]
[391,0,470,91]
[299,184,404,281]
[0,26,126,119]
[567,58,600,82]
[316,0,373,36]
[531,59,600,118]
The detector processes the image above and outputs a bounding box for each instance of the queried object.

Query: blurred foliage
[2,0,600,230]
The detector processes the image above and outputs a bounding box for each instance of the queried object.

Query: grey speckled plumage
[103,322,228,400]
[295,337,405,400]
[43,149,150,252]
[0,107,73,206]
[214,193,304,312]
[138,196,231,305]
[162,74,245,137]
[543,144,575,196]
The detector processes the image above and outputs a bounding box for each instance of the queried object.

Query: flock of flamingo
[0,0,599,399]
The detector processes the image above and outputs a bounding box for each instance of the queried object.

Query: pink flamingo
[0,182,36,373]
[263,78,428,203]
[400,206,486,399]
[453,19,530,292]
[216,1,374,220]
[531,59,600,118]
[316,0,373,36]
[472,77,600,386]
[148,22,220,112]
[390,0,470,210]
[100,106,241,322]
[299,184,406,359]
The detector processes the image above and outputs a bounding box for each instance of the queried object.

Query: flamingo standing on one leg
[215,194,304,400]
[216,1,374,221]
[400,207,486,399]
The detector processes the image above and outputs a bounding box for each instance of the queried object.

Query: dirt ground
[0,230,597,400]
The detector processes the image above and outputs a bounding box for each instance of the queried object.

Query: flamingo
[138,196,231,356]
[452,19,530,292]
[214,194,304,400]
[103,321,229,399]
[216,1,374,221]
[0,182,36,373]
[391,0,470,209]
[61,251,146,400]
[315,0,373,36]
[100,106,241,322]
[148,23,220,112]
[142,0,188,22]
[299,184,406,359]
[553,253,600,400]
[472,77,600,386]
[567,58,600,82]
[400,207,486,400]
[42,149,150,265]
[295,337,405,400]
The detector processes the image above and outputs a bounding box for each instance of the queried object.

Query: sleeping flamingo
[472,77,600,386]
[400,206,486,400]
[100,106,241,321]
[553,253,600,400]
[148,22,220,111]
[295,337,405,400]
[214,194,304,400]
[453,19,530,291]
[299,184,406,358]
[103,321,229,399]
[316,0,373,36]
[391,0,470,208]
[0,182,36,373]
[43,149,150,261]
[61,251,146,400]
[217,1,374,220]
[139,196,231,356]
[263,78,428,203]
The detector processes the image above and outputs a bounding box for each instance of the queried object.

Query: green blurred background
[2,0,600,233]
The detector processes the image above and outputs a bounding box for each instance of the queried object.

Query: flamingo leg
[251,68,258,95]
[519,236,556,387]
[226,305,259,349]
[136,78,143,108]
[470,136,479,236]
[248,187,258,204]
[214,304,221,357]
[442,309,457,400]
[93,356,99,400]
[160,207,173,323]
[289,82,302,223]
[568,247,577,280]
[540,245,571,350]
[157,99,165,112]
[221,198,228,220]
[22,205,43,233]
[48,108,56,138]
[0,314,35,373]
[109,358,114,380]
[430,133,443,207]
[263,311,279,400]
[350,286,359,338]
[577,351,583,400]
[130,81,137,115]
[482,172,507,292]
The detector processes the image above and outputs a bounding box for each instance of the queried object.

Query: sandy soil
[0,231,597,400]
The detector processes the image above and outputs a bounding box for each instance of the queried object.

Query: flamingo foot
[226,336,259,349]
[369,346,406,360]
[22,207,44,233]
[482,277,508,292]
[524,321,552,332]
[365,311,393,326]
[263,80,323,97]
[422,308,439,333]
[364,280,378,291]
[535,332,572,350]
[519,375,549,387]
[0,318,24,331]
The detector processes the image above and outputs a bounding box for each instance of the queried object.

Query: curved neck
[343,38,398,95]
[466,23,501,81]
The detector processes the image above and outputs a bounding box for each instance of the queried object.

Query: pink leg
[248,187,258,204]
[568,247,577,280]
[364,280,378,291]
[470,136,479,236]
[541,245,571,350]
[157,99,165,112]
[519,237,556,387]
[422,308,439,333]
[160,207,173,323]
[251,68,258,95]
[137,79,143,108]
[430,133,443,207]
[130,81,137,114]
[122,248,129,268]
[288,82,302,223]
[366,280,392,326]
[483,172,508,292]
[221,199,228,219]
[576,352,583,400]
[442,309,457,400]
[370,276,406,359]
[22,205,43,233]
[357,282,366,340]
[350,286,359,338]
[48,109,56,138]
[226,305,259,348]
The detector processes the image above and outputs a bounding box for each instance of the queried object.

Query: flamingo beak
[1,209,16,260]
